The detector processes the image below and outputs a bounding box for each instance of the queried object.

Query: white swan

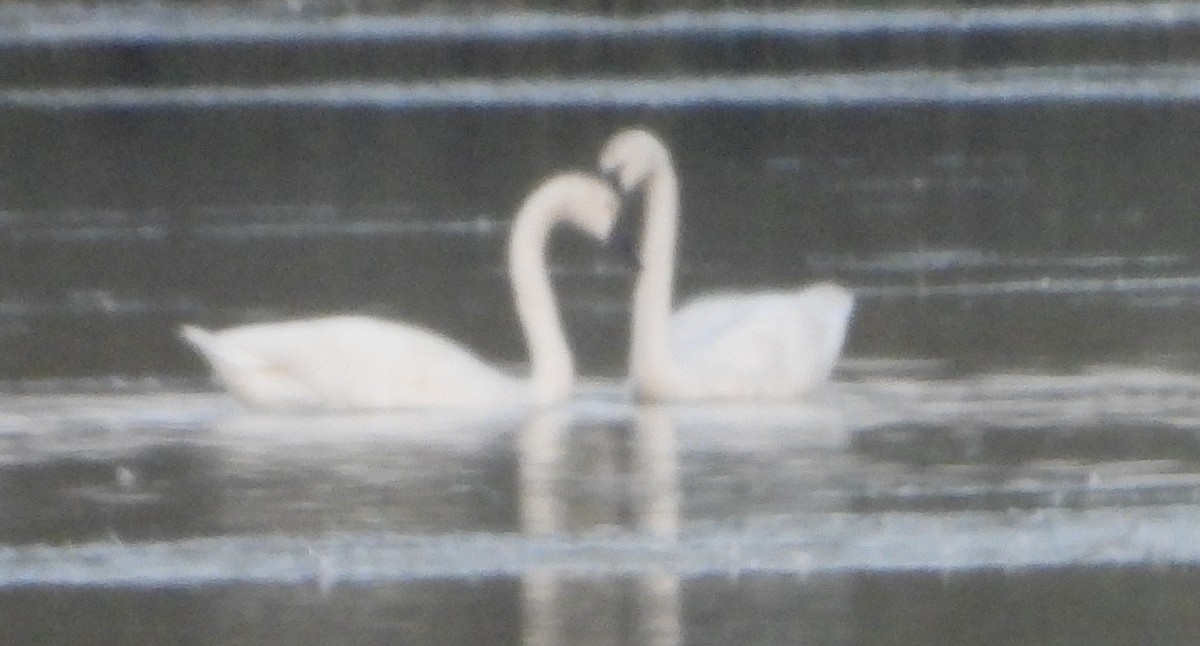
[599,128,855,401]
[179,172,621,411]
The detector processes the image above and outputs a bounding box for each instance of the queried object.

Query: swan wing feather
[183,315,519,410]
[669,283,854,398]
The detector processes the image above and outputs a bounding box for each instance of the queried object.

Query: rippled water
[4,366,1200,643]
[5,2,1200,643]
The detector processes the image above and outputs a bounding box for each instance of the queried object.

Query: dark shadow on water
[847,566,1200,646]
[0,579,522,646]
[854,420,1200,466]
[2,566,1199,646]
[0,444,221,545]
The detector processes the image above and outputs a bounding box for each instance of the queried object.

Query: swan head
[532,172,620,242]
[598,128,671,194]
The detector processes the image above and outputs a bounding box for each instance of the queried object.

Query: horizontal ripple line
[3,505,1200,588]
[857,274,1200,298]
[2,2,1200,47]
[4,65,1200,110]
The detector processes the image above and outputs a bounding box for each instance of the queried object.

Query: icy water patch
[2,366,1200,585]
[3,505,1200,588]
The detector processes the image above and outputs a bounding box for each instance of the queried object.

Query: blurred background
[5,1,1200,384]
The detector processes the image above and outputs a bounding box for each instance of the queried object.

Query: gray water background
[4,2,1200,644]
[6,2,1200,380]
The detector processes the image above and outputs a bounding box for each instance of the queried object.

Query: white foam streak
[2,3,1200,46]
[2,505,1199,587]
[5,65,1200,109]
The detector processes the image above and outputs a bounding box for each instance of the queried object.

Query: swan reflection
[519,404,681,646]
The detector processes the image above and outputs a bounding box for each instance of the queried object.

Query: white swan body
[599,128,854,401]
[179,316,518,410]
[180,172,621,411]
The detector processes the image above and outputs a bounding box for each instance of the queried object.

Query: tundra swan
[599,128,854,401]
[180,172,621,411]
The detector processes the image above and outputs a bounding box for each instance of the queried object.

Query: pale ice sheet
[6,363,1200,439]
[2,505,1199,588]
[2,364,1200,585]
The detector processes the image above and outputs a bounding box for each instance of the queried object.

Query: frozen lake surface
[5,365,1200,579]
[4,367,1200,643]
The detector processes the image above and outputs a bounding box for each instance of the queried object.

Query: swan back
[668,283,855,400]
[180,323,325,410]
[181,316,519,410]
[800,282,856,377]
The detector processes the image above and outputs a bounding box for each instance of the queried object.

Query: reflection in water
[207,407,525,537]
[3,383,1200,642]
[519,405,680,646]
[519,405,679,536]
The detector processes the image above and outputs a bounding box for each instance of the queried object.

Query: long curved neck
[510,200,574,406]
[630,156,680,398]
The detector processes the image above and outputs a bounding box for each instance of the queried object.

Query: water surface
[4,367,1200,643]
[4,3,1200,644]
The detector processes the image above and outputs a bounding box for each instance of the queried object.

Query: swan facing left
[180,172,621,412]
[599,128,855,402]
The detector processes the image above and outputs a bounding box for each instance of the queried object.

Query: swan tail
[178,324,210,347]
[178,324,223,358]
[178,324,265,370]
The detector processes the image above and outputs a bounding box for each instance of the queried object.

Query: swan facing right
[180,172,621,412]
[600,128,855,402]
